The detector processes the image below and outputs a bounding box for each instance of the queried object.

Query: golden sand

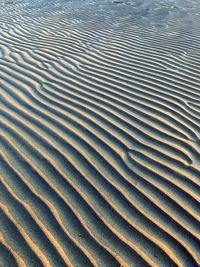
[0,0,200,266]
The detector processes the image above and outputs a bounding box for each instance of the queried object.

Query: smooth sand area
[0,0,200,266]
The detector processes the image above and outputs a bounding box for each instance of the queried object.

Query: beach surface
[0,0,200,266]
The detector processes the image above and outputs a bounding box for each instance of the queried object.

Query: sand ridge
[0,0,200,266]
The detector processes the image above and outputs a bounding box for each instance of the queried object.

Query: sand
[0,0,200,266]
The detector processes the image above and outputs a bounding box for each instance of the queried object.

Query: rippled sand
[0,0,200,266]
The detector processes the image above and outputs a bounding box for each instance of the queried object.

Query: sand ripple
[0,0,200,266]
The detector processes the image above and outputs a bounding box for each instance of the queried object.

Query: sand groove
[0,0,200,266]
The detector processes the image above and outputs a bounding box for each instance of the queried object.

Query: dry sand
[0,0,200,266]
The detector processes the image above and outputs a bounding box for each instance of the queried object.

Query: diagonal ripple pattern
[0,0,200,266]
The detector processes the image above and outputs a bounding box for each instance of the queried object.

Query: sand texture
[0,0,200,266]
